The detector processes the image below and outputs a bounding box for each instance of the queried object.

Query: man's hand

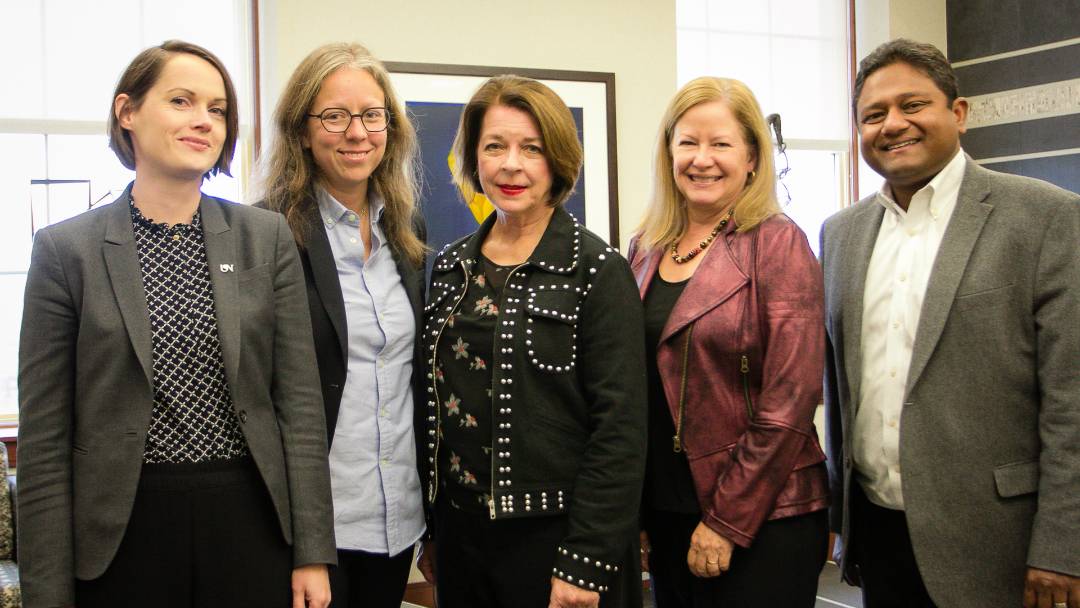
[548,577,600,608]
[291,563,331,608]
[417,540,437,584]
[687,522,734,578]
[1023,567,1080,608]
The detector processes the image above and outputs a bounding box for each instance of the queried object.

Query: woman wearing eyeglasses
[258,42,428,608]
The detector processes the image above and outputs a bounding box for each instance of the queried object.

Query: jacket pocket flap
[526,289,579,324]
[424,280,459,313]
[993,459,1039,498]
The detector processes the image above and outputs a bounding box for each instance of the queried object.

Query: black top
[643,270,700,514]
[435,254,515,513]
[131,199,248,464]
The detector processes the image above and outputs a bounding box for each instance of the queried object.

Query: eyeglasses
[306,107,389,133]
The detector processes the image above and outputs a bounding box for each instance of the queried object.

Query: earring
[748,170,757,183]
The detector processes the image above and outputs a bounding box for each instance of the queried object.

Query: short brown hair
[451,75,582,207]
[853,38,959,117]
[108,40,239,177]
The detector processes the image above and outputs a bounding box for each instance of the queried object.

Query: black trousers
[328,546,413,608]
[850,484,937,608]
[434,497,641,608]
[76,457,294,608]
[643,509,828,608]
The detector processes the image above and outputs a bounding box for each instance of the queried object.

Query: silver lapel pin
[220,264,235,273]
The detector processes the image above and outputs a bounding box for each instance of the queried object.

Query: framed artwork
[385,62,619,252]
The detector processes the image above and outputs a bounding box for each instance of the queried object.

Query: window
[676,0,853,254]
[0,1,255,421]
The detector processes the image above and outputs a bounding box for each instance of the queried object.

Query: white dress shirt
[855,150,966,510]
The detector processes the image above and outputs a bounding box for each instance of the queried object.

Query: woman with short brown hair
[18,40,335,608]
[421,75,647,608]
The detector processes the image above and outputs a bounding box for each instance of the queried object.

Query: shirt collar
[129,194,201,233]
[876,148,966,219]
[434,206,583,275]
[315,185,385,228]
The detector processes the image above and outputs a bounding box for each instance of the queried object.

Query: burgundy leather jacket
[629,214,829,547]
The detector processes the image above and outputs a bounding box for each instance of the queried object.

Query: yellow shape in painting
[447,151,494,224]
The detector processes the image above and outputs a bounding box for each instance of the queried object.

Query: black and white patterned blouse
[130,198,248,464]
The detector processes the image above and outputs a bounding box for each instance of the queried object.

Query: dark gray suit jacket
[17,187,337,607]
[822,158,1080,607]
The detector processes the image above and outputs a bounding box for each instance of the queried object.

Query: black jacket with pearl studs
[422,207,647,594]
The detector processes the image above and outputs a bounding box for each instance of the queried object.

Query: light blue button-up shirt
[318,186,425,555]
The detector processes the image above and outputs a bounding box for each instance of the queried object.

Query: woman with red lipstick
[258,43,429,608]
[628,77,829,608]
[17,41,335,608]
[421,75,647,608]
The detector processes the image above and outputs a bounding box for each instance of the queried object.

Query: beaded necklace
[670,209,733,264]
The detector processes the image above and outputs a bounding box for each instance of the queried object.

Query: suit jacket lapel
[905,162,993,396]
[841,200,886,411]
[200,197,241,390]
[102,190,154,385]
[394,252,423,328]
[303,203,349,363]
[630,245,660,299]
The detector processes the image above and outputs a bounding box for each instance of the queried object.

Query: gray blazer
[822,158,1080,607]
[17,188,337,607]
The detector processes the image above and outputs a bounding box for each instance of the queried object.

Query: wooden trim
[251,0,262,157]
[384,61,621,246]
[0,426,16,469]
[847,0,860,201]
[402,581,435,607]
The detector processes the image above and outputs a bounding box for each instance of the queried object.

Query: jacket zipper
[672,323,695,453]
[488,262,529,519]
[740,354,754,419]
[429,261,472,505]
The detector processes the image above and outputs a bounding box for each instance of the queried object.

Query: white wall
[261,0,677,250]
[853,0,948,199]
[856,0,947,60]
[890,0,947,54]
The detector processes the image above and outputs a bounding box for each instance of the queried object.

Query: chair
[0,447,21,607]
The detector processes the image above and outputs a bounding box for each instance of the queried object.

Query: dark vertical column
[947,0,1080,193]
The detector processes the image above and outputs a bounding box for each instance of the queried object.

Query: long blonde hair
[636,77,779,251]
[258,42,425,267]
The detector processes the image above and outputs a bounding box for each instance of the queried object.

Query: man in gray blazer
[822,39,1080,608]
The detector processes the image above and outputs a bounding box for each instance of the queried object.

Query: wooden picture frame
[385,61,620,248]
